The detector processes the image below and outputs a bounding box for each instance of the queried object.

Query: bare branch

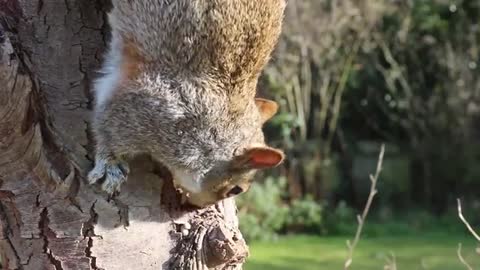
[457,199,480,242]
[456,199,479,270]
[384,252,397,270]
[457,244,474,270]
[344,144,385,270]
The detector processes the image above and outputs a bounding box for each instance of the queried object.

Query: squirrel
[88,0,286,207]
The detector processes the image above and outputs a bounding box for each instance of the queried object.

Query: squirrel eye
[227,186,243,197]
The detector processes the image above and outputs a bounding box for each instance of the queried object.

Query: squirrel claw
[102,162,129,193]
[88,159,129,194]
[87,160,106,185]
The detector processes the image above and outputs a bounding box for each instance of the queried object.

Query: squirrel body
[88,0,286,207]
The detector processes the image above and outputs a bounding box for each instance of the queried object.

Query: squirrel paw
[88,159,130,194]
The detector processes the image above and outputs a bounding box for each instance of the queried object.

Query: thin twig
[457,243,474,270]
[456,199,479,270]
[384,252,397,270]
[344,144,385,270]
[457,199,480,241]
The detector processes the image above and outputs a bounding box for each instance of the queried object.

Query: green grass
[245,233,479,270]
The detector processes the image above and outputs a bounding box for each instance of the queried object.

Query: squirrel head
[165,97,284,207]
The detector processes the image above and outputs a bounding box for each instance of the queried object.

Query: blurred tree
[262,0,480,214]
[263,0,385,203]
[341,0,480,212]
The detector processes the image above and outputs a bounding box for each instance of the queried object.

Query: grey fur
[88,0,286,207]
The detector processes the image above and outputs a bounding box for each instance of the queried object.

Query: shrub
[237,177,325,241]
[236,177,289,241]
[323,201,357,235]
[285,196,323,234]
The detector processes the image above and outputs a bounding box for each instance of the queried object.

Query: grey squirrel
[88,0,286,207]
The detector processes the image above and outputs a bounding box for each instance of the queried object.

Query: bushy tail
[109,0,286,77]
[109,0,201,63]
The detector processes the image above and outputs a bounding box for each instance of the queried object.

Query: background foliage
[240,0,480,241]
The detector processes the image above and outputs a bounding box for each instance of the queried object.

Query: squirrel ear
[232,146,285,170]
[255,98,279,123]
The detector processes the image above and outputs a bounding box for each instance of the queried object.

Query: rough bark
[0,1,248,269]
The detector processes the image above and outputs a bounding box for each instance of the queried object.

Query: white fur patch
[94,37,123,107]
[173,169,203,193]
[94,68,120,107]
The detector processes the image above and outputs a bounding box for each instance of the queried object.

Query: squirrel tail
[108,0,285,74]
[108,0,194,63]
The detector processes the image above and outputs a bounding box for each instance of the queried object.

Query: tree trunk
[0,1,248,269]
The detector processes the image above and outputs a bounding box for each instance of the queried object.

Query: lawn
[245,233,479,270]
